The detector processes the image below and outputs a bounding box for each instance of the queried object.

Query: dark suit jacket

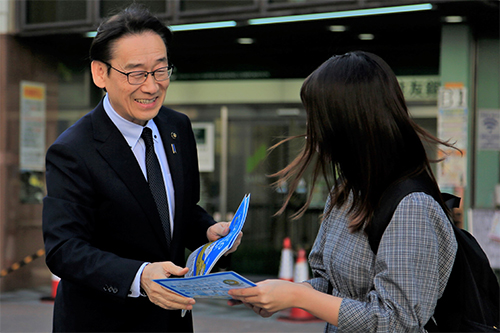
[42,100,216,332]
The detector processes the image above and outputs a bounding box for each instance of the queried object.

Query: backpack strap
[367,174,458,253]
[366,176,500,332]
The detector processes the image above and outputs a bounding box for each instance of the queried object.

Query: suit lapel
[91,102,171,252]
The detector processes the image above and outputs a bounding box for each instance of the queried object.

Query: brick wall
[0,35,59,291]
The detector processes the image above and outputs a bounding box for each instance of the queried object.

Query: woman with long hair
[229,51,458,332]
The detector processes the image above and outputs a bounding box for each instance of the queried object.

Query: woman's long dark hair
[272,51,459,232]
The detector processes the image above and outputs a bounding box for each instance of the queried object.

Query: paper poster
[438,107,468,149]
[477,109,500,151]
[437,84,468,189]
[19,81,46,203]
[192,122,215,172]
[489,211,500,243]
[469,209,500,269]
[437,149,467,188]
[19,81,46,171]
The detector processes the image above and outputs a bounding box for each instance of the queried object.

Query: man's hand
[206,222,242,255]
[140,262,195,310]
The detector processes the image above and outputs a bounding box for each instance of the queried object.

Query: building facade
[0,0,498,291]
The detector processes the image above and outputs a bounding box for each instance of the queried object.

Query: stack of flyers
[185,193,250,278]
[156,194,250,317]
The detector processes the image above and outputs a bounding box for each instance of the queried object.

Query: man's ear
[91,60,107,89]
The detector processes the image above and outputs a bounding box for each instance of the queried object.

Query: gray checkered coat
[307,192,457,332]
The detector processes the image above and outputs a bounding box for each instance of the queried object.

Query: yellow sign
[23,85,45,100]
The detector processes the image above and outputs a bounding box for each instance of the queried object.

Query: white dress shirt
[103,94,175,297]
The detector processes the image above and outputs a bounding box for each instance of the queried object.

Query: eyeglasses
[102,61,174,85]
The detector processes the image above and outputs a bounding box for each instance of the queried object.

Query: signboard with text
[437,83,468,190]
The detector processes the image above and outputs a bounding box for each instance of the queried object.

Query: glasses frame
[102,61,174,85]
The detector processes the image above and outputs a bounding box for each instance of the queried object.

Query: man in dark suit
[42,4,241,332]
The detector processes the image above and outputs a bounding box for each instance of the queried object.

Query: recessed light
[329,25,347,32]
[444,16,464,23]
[358,33,374,40]
[237,38,254,44]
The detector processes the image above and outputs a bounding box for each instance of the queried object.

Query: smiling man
[91,31,170,126]
[42,4,241,332]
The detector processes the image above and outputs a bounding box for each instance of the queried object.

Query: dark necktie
[141,127,171,247]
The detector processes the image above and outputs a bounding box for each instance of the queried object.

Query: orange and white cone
[51,274,60,299]
[278,237,294,282]
[293,248,309,282]
[280,248,322,322]
[41,273,60,302]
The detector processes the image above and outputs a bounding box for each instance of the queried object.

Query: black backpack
[367,175,500,332]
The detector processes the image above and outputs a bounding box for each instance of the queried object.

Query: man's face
[92,31,170,126]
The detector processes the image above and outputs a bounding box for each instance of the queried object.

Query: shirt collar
[103,94,160,149]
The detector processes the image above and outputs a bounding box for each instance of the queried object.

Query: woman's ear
[91,60,106,89]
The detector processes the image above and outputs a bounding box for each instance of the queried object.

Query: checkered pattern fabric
[307,192,457,332]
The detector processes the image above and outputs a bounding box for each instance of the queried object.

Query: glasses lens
[128,71,147,85]
[125,66,173,85]
[153,68,170,81]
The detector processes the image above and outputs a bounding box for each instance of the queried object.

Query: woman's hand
[229,280,341,325]
[228,299,277,318]
[228,279,309,314]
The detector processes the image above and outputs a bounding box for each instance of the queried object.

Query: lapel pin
[171,132,177,139]
[171,144,177,154]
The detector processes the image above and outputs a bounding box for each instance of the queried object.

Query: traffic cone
[41,273,60,302]
[279,248,322,323]
[51,274,60,299]
[293,248,309,282]
[278,237,294,282]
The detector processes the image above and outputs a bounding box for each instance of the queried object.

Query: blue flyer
[185,193,250,278]
[154,271,256,299]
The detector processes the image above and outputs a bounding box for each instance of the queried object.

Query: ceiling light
[444,16,464,23]
[237,38,254,44]
[170,21,237,32]
[329,25,347,32]
[248,3,433,25]
[85,31,97,38]
[359,33,375,40]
